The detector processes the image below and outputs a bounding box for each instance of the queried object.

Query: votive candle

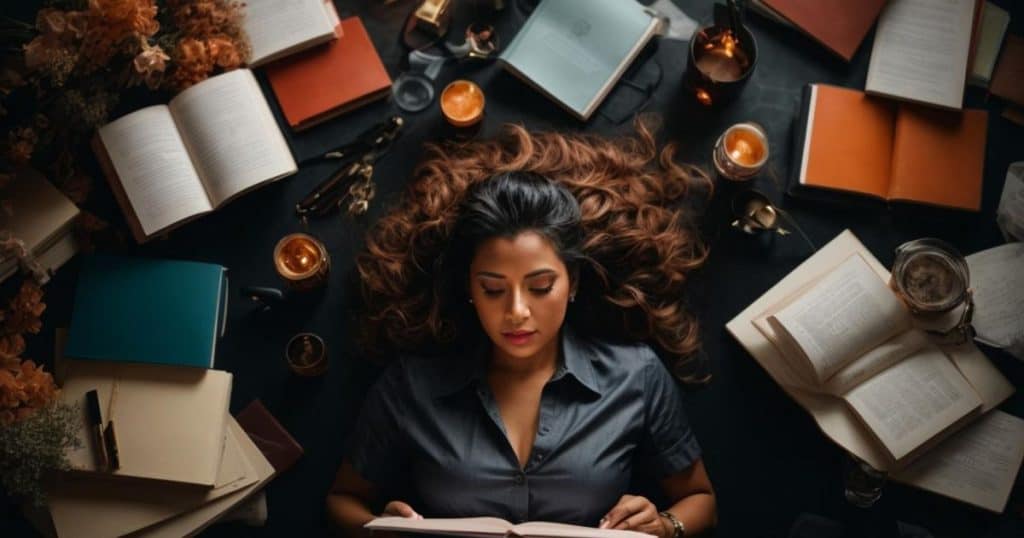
[273,233,330,291]
[713,122,769,181]
[440,80,485,127]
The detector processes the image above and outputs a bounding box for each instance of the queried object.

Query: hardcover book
[244,0,337,66]
[498,0,662,121]
[93,68,297,243]
[66,254,228,369]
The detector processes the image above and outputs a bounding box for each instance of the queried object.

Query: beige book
[244,0,337,67]
[132,418,276,538]
[759,253,984,461]
[366,517,655,538]
[93,68,296,244]
[48,417,256,538]
[0,167,79,281]
[60,359,233,486]
[726,230,1013,474]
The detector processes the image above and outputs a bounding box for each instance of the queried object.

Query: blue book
[499,0,663,120]
[65,254,228,368]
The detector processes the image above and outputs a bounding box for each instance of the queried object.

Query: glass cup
[286,332,328,376]
[273,233,330,292]
[843,454,886,508]
[713,122,769,181]
[684,21,758,106]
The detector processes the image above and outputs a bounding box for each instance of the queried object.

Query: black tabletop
[7,1,1024,537]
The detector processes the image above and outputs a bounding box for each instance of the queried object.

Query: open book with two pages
[366,516,655,538]
[93,68,297,243]
[728,230,1022,513]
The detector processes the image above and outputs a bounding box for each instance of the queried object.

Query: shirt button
[514,473,525,485]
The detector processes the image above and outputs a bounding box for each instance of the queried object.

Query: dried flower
[132,43,169,89]
[3,281,45,337]
[35,8,67,35]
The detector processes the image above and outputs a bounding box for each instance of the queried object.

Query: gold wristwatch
[659,511,685,538]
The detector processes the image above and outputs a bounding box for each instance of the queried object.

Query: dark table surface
[6,0,1024,537]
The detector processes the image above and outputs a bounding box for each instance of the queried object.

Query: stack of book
[36,255,303,537]
[728,231,1024,513]
[0,168,80,283]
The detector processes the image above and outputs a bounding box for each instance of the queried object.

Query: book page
[893,410,1024,513]
[865,0,975,109]
[844,346,982,461]
[823,329,929,395]
[244,0,336,66]
[513,521,655,538]
[888,105,987,210]
[169,69,296,208]
[97,106,212,236]
[966,243,1024,357]
[770,254,911,383]
[365,516,512,537]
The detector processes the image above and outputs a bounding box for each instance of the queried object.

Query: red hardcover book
[235,399,304,473]
[266,17,392,131]
[763,0,888,61]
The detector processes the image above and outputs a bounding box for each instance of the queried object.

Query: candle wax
[280,236,322,276]
[441,81,484,124]
[725,128,766,166]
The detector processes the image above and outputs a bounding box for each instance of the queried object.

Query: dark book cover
[236,400,304,474]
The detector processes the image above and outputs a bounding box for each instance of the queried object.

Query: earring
[468,298,474,304]
[569,294,576,303]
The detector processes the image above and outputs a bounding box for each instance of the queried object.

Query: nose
[506,288,530,324]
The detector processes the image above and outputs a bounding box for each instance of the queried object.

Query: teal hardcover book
[65,254,228,368]
[499,0,662,120]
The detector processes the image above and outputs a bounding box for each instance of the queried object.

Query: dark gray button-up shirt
[347,329,701,526]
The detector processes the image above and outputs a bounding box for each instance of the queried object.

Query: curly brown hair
[356,120,712,383]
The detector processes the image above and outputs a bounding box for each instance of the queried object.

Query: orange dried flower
[4,281,46,336]
[0,334,26,361]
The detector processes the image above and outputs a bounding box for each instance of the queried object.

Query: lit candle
[440,79,485,128]
[713,122,769,181]
[274,233,330,291]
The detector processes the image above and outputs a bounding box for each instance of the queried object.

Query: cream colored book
[48,416,256,538]
[244,0,337,67]
[93,68,296,243]
[60,359,233,486]
[760,253,983,461]
[0,167,79,281]
[366,517,655,538]
[726,230,1013,473]
[133,418,276,538]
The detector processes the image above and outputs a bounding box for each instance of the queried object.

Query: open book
[365,517,654,538]
[93,69,296,243]
[760,254,983,462]
[244,0,338,66]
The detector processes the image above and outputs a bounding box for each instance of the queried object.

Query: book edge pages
[581,14,661,120]
[797,84,817,186]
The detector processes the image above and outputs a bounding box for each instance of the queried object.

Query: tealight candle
[273,233,330,291]
[440,79,485,127]
[713,122,769,181]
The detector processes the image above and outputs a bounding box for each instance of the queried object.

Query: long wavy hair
[356,120,712,383]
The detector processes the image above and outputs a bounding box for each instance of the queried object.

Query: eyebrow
[475,269,558,279]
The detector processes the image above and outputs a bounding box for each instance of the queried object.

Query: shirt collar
[431,327,602,399]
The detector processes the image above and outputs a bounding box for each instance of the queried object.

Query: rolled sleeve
[346,361,410,488]
[640,349,702,477]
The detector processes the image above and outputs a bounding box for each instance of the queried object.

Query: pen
[85,389,109,471]
[104,420,121,471]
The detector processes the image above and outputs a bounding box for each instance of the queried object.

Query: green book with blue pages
[499,0,663,120]
[65,254,228,368]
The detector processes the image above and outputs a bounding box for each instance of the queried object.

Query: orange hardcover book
[266,17,392,131]
[791,84,987,211]
[763,0,888,61]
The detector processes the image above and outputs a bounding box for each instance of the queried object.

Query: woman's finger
[383,500,422,519]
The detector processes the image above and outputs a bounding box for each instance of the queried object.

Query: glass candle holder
[713,122,769,181]
[273,233,330,292]
[684,21,758,106]
[440,79,485,127]
[285,332,328,376]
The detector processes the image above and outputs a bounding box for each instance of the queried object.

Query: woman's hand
[599,495,670,538]
[382,500,423,520]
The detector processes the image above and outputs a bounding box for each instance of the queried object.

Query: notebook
[762,0,887,61]
[266,16,392,131]
[790,84,987,211]
[60,358,233,486]
[65,254,228,368]
[499,0,663,121]
[0,167,79,282]
[48,417,256,538]
[969,1,1010,87]
[866,0,978,109]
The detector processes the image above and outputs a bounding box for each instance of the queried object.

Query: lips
[501,330,537,345]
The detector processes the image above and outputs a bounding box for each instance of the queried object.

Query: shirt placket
[475,383,531,523]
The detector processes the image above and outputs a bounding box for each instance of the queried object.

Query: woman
[328,122,716,537]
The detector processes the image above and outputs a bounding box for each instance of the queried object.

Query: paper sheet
[996,162,1024,241]
[966,242,1024,360]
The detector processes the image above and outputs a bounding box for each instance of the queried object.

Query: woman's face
[468,231,573,363]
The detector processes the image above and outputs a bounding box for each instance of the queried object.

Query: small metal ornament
[730,190,816,251]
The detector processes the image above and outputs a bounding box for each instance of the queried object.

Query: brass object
[415,0,453,37]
